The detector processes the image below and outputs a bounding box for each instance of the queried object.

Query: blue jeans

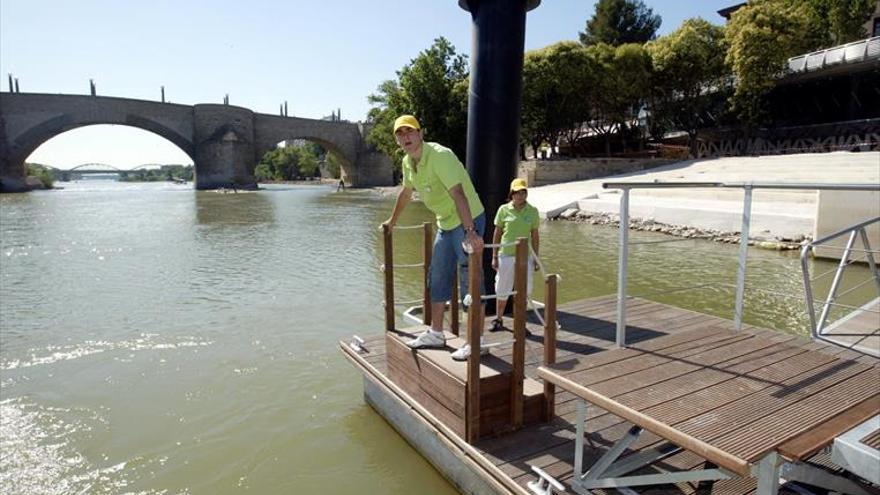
[429,213,486,303]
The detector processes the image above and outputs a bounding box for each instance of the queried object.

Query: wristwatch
[463,225,475,233]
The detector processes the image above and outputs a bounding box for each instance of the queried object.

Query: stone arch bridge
[0,93,393,192]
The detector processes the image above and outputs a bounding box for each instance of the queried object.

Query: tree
[805,0,876,45]
[584,43,651,155]
[647,18,730,155]
[724,0,873,126]
[520,42,597,158]
[580,0,661,46]
[366,37,470,176]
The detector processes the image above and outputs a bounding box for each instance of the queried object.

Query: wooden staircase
[386,327,546,440]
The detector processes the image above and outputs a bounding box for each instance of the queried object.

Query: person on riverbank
[381,114,486,360]
[490,178,540,333]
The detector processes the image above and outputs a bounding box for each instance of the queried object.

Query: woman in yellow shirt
[490,178,539,332]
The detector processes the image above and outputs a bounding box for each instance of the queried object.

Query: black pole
[459,0,539,303]
[161,86,165,103]
[7,74,12,93]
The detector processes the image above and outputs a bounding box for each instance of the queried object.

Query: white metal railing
[800,216,880,339]
[601,181,880,348]
[787,36,879,73]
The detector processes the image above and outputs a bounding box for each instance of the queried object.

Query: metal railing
[601,181,880,348]
[800,216,880,340]
[787,36,879,73]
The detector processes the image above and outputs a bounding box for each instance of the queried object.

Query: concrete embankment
[527,151,880,247]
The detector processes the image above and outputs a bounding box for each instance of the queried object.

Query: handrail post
[616,188,630,347]
[858,227,880,294]
[801,244,818,339]
[466,247,483,443]
[734,185,753,330]
[817,229,858,333]
[422,222,433,326]
[383,224,395,332]
[543,274,558,421]
[511,237,527,429]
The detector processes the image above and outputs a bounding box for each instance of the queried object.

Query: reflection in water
[194,189,276,226]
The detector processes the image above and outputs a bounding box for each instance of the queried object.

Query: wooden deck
[821,297,880,357]
[342,295,880,494]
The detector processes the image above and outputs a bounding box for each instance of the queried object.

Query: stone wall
[517,157,675,187]
[813,190,880,261]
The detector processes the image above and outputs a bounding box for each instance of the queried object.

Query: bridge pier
[193,104,257,190]
[0,117,28,192]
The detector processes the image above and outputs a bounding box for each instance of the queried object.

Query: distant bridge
[0,93,393,192]
[46,163,167,175]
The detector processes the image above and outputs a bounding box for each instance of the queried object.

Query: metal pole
[14,78,19,93]
[575,399,586,479]
[616,188,630,347]
[858,227,880,294]
[817,229,858,333]
[161,86,165,103]
[734,185,753,330]
[7,74,12,92]
[460,0,537,298]
[801,245,818,339]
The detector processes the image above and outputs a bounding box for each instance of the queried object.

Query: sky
[0,0,735,169]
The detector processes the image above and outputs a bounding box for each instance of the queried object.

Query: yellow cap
[510,178,528,192]
[393,115,421,134]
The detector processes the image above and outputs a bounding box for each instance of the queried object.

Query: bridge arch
[5,100,195,170]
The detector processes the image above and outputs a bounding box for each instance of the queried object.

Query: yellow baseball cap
[393,115,421,134]
[510,178,528,192]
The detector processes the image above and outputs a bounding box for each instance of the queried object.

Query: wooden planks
[344,295,880,495]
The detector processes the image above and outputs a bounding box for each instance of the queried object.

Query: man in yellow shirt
[382,115,486,360]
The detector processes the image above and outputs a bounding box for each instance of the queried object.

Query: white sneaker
[406,330,446,349]
[451,341,489,361]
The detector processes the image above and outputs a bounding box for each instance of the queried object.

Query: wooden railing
[381,225,559,443]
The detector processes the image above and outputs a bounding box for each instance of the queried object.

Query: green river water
[0,181,873,494]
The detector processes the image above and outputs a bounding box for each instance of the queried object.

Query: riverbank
[529,151,880,247]
[554,209,805,250]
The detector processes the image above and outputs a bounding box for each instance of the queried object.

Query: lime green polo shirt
[402,142,484,231]
[494,201,539,256]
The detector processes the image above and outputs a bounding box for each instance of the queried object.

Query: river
[0,181,871,494]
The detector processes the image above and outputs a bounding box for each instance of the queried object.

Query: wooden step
[386,326,546,439]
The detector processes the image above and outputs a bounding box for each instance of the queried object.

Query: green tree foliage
[25,163,54,188]
[366,37,469,175]
[521,41,598,158]
[585,42,651,155]
[806,0,876,45]
[579,0,661,46]
[324,151,342,179]
[725,1,819,124]
[647,18,730,154]
[255,142,324,181]
[724,0,874,125]
[119,164,193,182]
